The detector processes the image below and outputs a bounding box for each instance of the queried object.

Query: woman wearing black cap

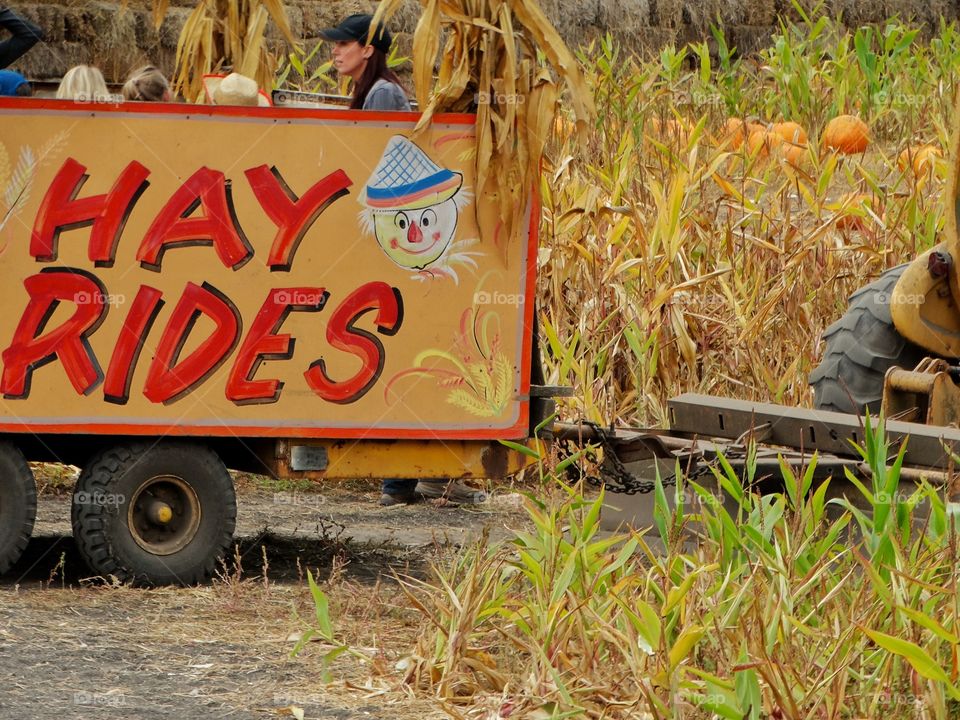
[321,13,410,112]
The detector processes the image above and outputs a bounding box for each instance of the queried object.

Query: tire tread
[0,443,36,576]
[72,442,236,585]
[810,265,932,414]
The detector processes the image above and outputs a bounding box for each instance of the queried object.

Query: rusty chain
[562,420,712,495]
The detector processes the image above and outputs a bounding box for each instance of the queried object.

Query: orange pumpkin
[646,117,689,148]
[781,142,808,169]
[771,121,808,145]
[897,144,941,176]
[822,115,870,154]
[833,192,875,231]
[746,128,783,158]
[718,118,765,150]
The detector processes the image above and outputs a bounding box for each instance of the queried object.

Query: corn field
[300,419,960,718]
[539,12,956,428]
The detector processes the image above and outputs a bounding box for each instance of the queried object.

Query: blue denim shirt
[363,79,411,111]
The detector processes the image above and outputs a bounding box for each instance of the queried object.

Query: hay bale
[6,0,960,83]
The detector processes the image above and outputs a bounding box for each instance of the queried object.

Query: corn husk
[142,0,299,102]
[151,0,592,245]
[373,0,595,251]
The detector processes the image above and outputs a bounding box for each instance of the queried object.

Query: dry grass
[3,519,485,718]
[4,580,318,706]
[291,426,960,718]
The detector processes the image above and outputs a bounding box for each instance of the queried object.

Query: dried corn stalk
[373,0,595,248]
[144,0,298,102]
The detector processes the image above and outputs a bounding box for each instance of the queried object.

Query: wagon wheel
[72,442,236,586]
[0,442,37,576]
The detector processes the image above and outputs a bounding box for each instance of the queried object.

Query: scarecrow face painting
[375,201,458,269]
[360,136,479,282]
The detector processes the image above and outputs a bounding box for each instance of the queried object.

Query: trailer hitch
[554,421,708,494]
[883,357,960,426]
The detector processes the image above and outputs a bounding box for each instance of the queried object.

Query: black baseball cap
[320,14,392,53]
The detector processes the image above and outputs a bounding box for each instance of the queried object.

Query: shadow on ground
[2,529,429,589]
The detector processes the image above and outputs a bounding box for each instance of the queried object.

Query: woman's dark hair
[349,47,403,110]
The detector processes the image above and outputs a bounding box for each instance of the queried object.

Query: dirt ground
[0,458,918,718]
[0,474,533,720]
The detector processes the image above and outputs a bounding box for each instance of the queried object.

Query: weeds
[294,418,960,717]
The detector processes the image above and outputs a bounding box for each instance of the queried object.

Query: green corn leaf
[780,456,799,509]
[862,628,959,696]
[809,476,832,528]
[307,569,333,638]
[663,573,697,618]
[498,439,542,458]
[898,606,960,644]
[637,598,662,649]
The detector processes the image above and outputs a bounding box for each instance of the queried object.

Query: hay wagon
[0,97,555,584]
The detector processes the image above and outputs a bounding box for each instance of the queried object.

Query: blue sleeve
[0,7,43,69]
[364,84,411,112]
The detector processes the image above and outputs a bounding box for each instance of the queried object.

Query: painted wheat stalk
[0,131,67,233]
[373,0,595,248]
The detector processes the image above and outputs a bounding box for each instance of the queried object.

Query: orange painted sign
[0,99,537,439]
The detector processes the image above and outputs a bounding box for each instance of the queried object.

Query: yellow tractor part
[882,358,960,425]
[888,244,960,356]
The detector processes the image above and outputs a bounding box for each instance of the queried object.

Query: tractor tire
[72,442,236,585]
[809,264,930,415]
[0,442,36,576]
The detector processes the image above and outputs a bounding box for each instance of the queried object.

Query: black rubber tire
[809,264,932,415]
[0,442,36,576]
[72,442,236,585]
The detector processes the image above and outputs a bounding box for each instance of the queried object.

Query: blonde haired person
[122,65,170,102]
[56,64,109,101]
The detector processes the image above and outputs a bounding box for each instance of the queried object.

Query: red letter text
[142,282,241,404]
[1,269,108,397]
[103,285,164,405]
[304,282,403,404]
[137,168,252,271]
[226,287,329,405]
[245,166,352,271]
[31,158,150,266]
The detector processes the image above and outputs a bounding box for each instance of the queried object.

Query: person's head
[56,65,109,101]
[0,70,31,97]
[122,65,171,102]
[321,14,399,109]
